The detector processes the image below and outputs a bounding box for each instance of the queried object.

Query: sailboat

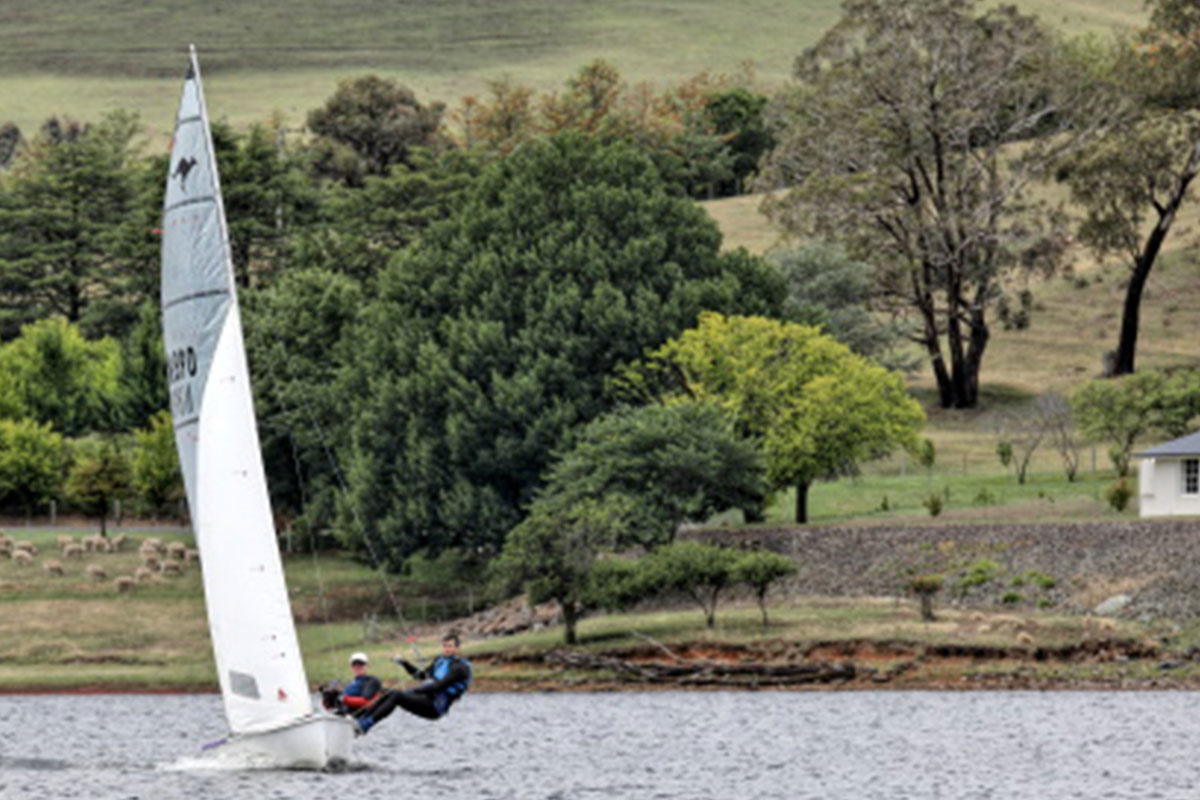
[161,46,357,769]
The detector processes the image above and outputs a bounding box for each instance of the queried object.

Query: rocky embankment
[684,518,1200,619]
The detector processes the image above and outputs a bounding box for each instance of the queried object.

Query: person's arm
[394,656,427,679]
[342,694,372,710]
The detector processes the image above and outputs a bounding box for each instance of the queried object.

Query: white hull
[203,714,358,770]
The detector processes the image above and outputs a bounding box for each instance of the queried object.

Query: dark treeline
[2,0,1200,596]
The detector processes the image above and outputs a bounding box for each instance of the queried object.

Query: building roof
[1136,431,1200,458]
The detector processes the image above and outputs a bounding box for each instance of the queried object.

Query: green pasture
[0,0,1145,138]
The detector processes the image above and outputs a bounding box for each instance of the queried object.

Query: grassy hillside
[703,188,1200,520]
[0,0,1145,140]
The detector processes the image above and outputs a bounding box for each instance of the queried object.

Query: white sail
[161,47,313,735]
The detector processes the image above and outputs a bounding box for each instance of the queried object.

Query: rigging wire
[247,294,413,647]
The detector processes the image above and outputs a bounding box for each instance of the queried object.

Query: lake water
[1,691,1197,799]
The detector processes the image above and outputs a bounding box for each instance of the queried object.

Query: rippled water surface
[2,691,1198,799]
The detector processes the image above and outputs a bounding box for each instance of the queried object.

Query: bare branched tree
[759,0,1120,408]
[1036,392,1080,481]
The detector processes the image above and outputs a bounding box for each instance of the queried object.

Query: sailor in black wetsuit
[355,632,472,734]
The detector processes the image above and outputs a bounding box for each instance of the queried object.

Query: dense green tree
[0,112,143,339]
[0,417,66,518]
[1073,369,1200,476]
[533,401,766,548]
[210,122,322,289]
[0,122,21,168]
[307,75,446,186]
[703,87,772,196]
[495,496,637,644]
[65,437,131,535]
[0,318,123,436]
[339,133,783,562]
[771,244,915,371]
[647,313,924,523]
[300,148,483,285]
[116,300,168,431]
[130,410,182,520]
[759,0,1109,408]
[244,266,362,538]
[732,550,797,629]
[639,541,741,628]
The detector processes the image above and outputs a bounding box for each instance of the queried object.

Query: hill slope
[0,0,1144,138]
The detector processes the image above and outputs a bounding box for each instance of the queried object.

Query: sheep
[111,534,128,551]
[85,564,107,581]
[143,537,164,554]
[184,548,200,564]
[1016,631,1035,646]
[133,566,153,583]
[93,538,112,554]
[12,551,33,567]
[166,541,188,560]
[42,559,64,577]
[13,541,37,556]
[56,535,74,549]
[159,559,183,577]
[114,576,136,593]
[82,535,97,552]
[62,543,84,559]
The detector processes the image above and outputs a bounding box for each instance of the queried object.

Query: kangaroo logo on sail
[172,156,198,192]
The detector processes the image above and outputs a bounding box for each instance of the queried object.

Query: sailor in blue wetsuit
[355,632,472,734]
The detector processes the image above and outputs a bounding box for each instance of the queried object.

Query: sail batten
[161,47,314,736]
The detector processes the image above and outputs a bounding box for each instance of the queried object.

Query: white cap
[349,652,369,665]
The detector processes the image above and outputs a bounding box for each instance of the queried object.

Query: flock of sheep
[0,530,199,593]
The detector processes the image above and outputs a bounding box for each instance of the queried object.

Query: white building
[1136,431,1200,518]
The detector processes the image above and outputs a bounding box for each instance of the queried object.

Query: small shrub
[1002,591,1022,605]
[879,495,890,512]
[996,441,1013,469]
[909,574,943,621]
[923,491,943,517]
[974,488,996,506]
[1106,479,1133,512]
[959,559,1000,589]
[1037,598,1054,609]
[1010,575,1026,588]
[1026,570,1056,590]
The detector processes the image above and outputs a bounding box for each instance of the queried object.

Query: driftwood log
[545,649,856,687]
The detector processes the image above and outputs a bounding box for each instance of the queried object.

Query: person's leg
[357,690,440,733]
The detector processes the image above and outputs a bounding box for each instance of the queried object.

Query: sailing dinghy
[161,46,356,769]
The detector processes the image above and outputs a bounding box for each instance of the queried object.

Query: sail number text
[168,346,197,384]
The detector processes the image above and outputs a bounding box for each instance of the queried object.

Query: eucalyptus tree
[1056,6,1200,376]
[759,0,1110,408]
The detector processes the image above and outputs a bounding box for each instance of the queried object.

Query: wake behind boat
[161,46,356,770]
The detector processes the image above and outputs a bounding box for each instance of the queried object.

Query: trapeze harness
[358,655,472,729]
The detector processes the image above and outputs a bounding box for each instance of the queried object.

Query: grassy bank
[0,0,1144,138]
[4,585,1198,692]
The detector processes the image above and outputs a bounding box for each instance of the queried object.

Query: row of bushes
[0,411,182,529]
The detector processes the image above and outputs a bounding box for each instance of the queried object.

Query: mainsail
[161,47,313,735]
